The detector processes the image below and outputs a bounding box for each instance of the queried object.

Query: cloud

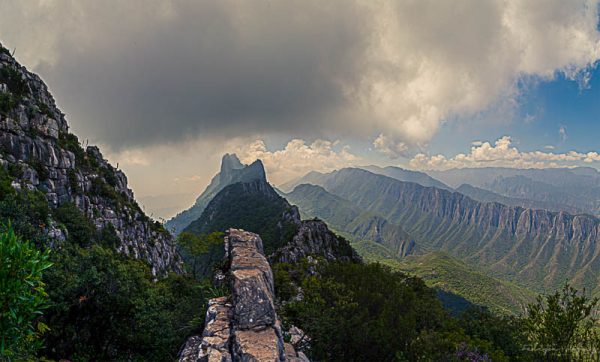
[0,0,598,155]
[409,135,600,170]
[373,134,408,159]
[236,138,361,184]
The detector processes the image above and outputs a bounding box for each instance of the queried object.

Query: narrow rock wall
[179,229,309,362]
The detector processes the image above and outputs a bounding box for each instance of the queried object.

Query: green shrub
[0,226,52,359]
[521,283,600,360]
[30,157,49,181]
[58,133,87,168]
[53,203,96,247]
[0,66,27,97]
[0,92,15,116]
[43,244,205,361]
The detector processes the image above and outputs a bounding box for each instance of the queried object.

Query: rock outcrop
[0,42,181,275]
[272,219,362,264]
[179,229,309,362]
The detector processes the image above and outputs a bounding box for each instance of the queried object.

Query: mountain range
[284,167,600,294]
[430,167,600,216]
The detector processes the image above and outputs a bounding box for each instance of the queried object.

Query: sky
[0,0,599,219]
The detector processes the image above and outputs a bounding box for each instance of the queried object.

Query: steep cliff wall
[0,43,181,275]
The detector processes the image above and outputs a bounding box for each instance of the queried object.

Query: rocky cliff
[179,229,309,362]
[0,42,181,275]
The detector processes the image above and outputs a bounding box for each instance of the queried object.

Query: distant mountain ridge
[280,165,452,192]
[166,154,265,234]
[456,183,584,215]
[285,183,416,257]
[360,165,452,191]
[288,167,600,293]
[430,167,600,216]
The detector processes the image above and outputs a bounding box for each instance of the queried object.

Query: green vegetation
[177,231,224,279]
[185,181,298,254]
[42,243,205,361]
[0,166,49,245]
[0,226,52,360]
[353,240,537,315]
[0,66,27,98]
[0,164,210,361]
[275,255,600,361]
[521,284,600,360]
[0,92,16,116]
[276,260,523,361]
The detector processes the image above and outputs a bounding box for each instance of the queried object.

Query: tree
[521,283,599,360]
[43,244,205,361]
[0,226,52,359]
[177,232,223,279]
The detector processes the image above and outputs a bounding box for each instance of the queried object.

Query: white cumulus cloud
[236,139,361,185]
[409,136,600,170]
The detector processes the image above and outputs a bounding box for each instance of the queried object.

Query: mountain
[430,167,600,216]
[278,170,331,192]
[361,165,452,190]
[184,175,298,255]
[0,43,180,275]
[166,154,265,234]
[456,183,583,214]
[281,165,451,192]
[292,167,600,293]
[285,183,416,257]
[184,160,360,262]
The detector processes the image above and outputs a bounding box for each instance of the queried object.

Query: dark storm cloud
[1,0,598,154]
[22,1,369,149]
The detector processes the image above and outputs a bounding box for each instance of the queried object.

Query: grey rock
[0,44,182,275]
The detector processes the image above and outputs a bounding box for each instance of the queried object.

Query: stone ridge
[0,43,182,275]
[179,229,309,362]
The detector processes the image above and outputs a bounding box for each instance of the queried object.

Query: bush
[0,66,27,98]
[0,167,50,244]
[521,283,600,360]
[53,203,96,247]
[0,92,15,116]
[42,244,205,361]
[0,226,52,359]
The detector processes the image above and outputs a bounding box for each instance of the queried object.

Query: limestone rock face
[272,219,361,264]
[179,229,307,362]
[0,43,182,275]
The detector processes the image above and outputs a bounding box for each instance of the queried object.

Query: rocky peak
[167,155,267,234]
[0,42,182,275]
[219,153,245,183]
